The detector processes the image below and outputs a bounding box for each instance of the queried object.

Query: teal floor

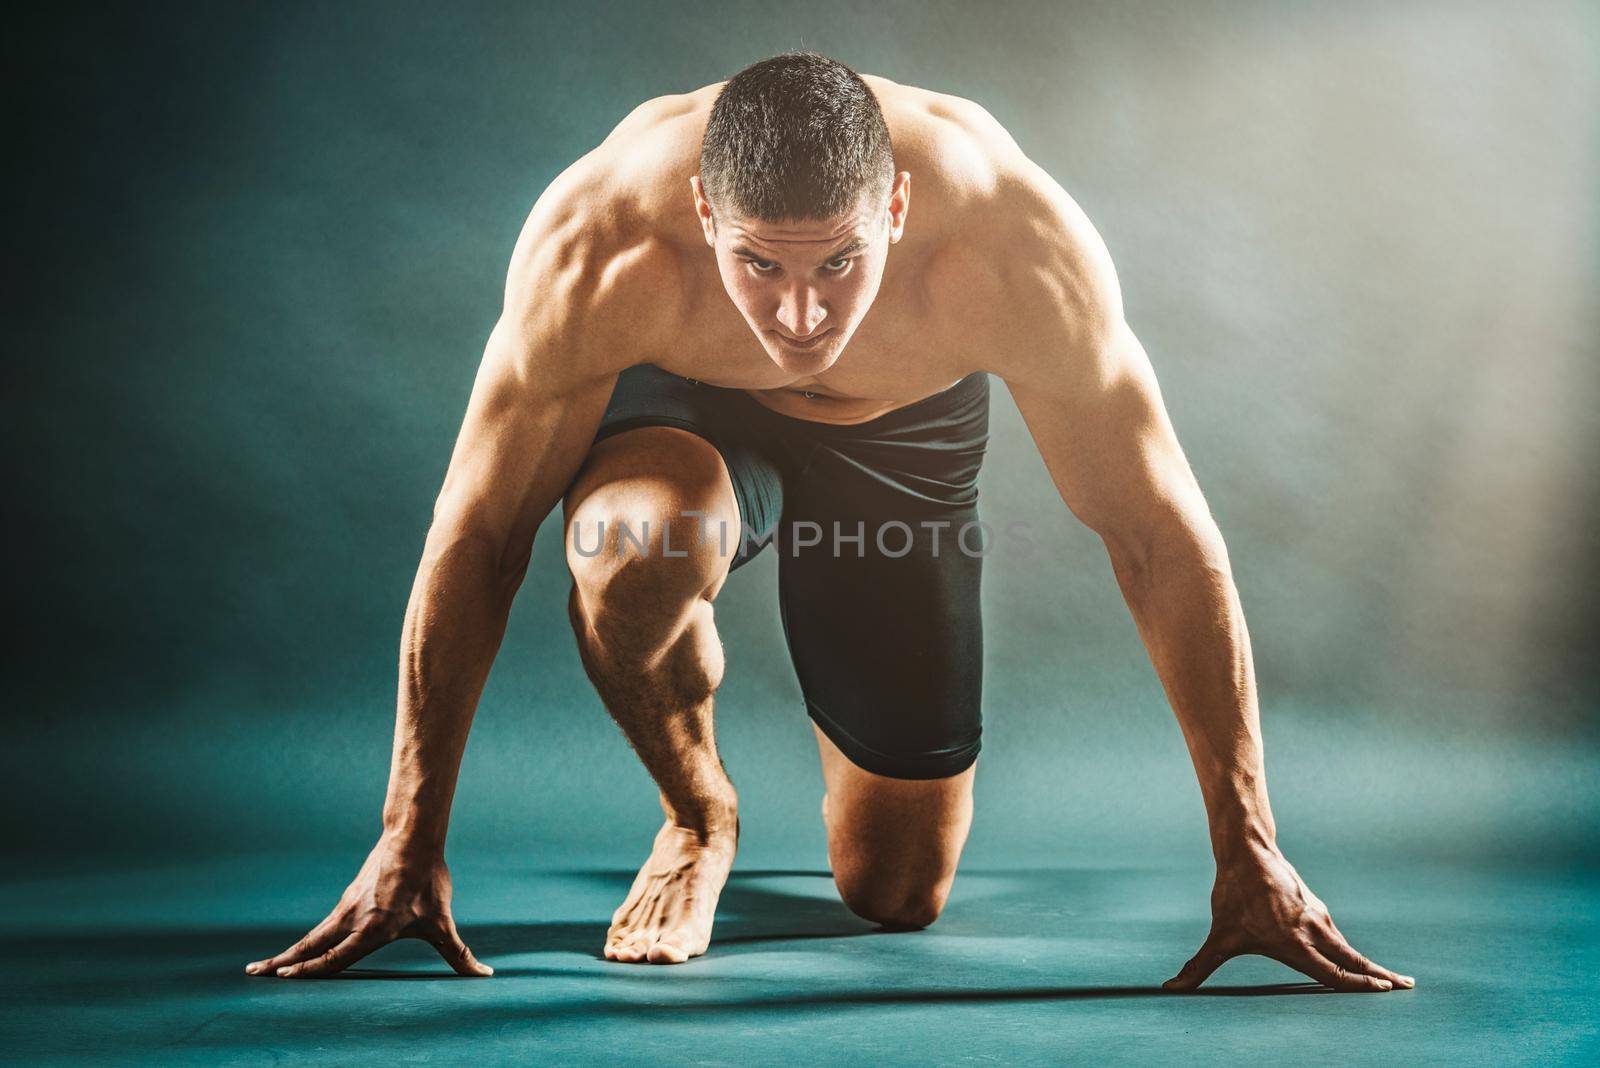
[4,848,1596,1065]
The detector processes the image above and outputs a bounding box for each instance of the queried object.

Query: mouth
[775,329,832,350]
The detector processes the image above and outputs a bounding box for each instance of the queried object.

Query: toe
[604,924,636,961]
[648,939,690,964]
[614,936,650,963]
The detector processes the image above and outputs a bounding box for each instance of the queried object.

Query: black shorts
[584,362,991,780]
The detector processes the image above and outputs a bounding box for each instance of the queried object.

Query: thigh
[580,363,785,576]
[567,421,735,519]
[777,502,986,780]
[814,720,975,927]
[563,425,743,602]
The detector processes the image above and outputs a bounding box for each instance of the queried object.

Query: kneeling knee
[566,499,729,608]
[837,880,946,931]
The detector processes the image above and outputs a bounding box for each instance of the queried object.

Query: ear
[689,176,717,246]
[886,171,911,243]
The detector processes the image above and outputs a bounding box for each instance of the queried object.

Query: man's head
[691,51,910,375]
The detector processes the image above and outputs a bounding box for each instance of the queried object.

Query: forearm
[1105,525,1276,863]
[380,526,523,856]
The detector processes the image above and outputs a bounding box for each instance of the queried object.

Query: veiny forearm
[1105,526,1277,863]
[380,526,523,856]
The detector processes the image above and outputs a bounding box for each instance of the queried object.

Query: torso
[578,74,1043,425]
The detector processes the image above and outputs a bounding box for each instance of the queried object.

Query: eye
[824,258,853,272]
[746,258,778,273]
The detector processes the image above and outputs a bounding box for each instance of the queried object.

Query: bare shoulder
[930,152,1126,385]
[860,76,1022,180]
[864,77,1120,341]
[995,165,1124,337]
[596,84,722,151]
[496,155,684,387]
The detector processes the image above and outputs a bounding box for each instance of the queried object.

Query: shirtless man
[245,52,1412,992]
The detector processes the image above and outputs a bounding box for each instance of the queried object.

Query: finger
[247,918,341,974]
[246,917,343,975]
[1318,931,1414,989]
[1288,944,1394,993]
[1163,932,1233,991]
[431,916,494,978]
[276,929,381,979]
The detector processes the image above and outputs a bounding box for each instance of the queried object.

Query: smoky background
[6,1,1595,865]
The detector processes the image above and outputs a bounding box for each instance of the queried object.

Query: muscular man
[245,52,1412,992]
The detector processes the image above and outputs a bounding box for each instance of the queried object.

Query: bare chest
[646,259,987,425]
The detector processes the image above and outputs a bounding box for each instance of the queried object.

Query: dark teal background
[6,2,1597,1063]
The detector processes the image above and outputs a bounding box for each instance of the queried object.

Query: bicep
[1005,319,1222,569]
[430,200,629,574]
[430,315,617,575]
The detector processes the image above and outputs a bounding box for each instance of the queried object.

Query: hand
[1164,844,1413,993]
[244,836,493,979]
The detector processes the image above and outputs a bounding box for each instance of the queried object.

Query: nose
[776,284,826,338]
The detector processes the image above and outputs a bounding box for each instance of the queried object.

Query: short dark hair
[699,51,895,226]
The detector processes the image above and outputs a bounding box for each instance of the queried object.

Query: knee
[565,489,732,625]
[835,873,948,931]
[563,491,737,679]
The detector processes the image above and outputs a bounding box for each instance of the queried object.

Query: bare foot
[605,817,738,964]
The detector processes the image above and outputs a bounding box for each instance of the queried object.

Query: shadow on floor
[3,867,1345,1012]
[4,868,867,1000]
[561,866,872,951]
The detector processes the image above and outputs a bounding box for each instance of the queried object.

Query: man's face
[691,172,910,376]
